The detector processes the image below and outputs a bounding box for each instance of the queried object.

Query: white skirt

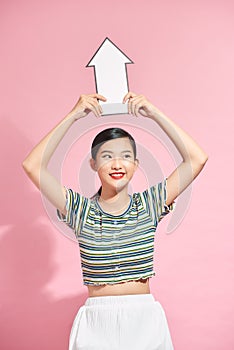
[69,293,174,350]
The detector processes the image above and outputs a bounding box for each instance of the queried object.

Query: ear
[134,158,139,170]
[90,158,97,171]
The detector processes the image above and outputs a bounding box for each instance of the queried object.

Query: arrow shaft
[94,64,129,103]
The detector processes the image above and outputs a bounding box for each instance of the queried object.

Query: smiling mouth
[109,172,125,180]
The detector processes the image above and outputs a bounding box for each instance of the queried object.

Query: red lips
[109,172,125,179]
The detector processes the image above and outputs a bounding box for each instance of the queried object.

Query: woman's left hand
[123,92,158,118]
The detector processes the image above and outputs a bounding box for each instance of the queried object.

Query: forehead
[98,137,133,153]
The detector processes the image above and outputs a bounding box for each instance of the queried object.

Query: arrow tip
[86,37,134,67]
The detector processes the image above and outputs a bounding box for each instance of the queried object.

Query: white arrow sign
[86,37,134,115]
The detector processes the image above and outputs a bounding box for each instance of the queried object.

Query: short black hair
[91,127,136,160]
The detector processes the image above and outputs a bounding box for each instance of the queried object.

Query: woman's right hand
[69,93,107,119]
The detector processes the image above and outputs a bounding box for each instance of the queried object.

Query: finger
[89,93,107,102]
[92,98,104,116]
[129,98,135,115]
[125,95,131,114]
[89,99,103,117]
[128,97,135,114]
[130,95,143,102]
[130,95,142,115]
[85,101,101,118]
[132,101,138,117]
[134,103,142,117]
[131,95,144,115]
[84,102,99,118]
[134,96,146,115]
[132,101,139,116]
[88,97,103,114]
[123,91,137,103]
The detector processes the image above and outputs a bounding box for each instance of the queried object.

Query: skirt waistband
[85,293,155,306]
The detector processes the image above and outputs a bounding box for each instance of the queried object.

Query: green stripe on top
[57,178,175,286]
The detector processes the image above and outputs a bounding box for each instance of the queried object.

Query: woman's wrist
[146,105,163,120]
[64,110,83,122]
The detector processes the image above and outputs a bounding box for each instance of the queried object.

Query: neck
[98,187,130,214]
[100,186,129,200]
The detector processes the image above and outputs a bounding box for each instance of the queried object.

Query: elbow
[22,158,34,175]
[191,151,209,167]
[200,153,209,165]
[22,159,30,174]
[22,159,41,190]
[190,154,208,178]
[22,158,41,180]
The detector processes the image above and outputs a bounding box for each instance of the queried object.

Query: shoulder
[64,187,92,208]
[132,180,164,198]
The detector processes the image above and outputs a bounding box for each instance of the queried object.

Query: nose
[111,157,122,170]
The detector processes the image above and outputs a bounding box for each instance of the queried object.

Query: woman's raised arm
[123,92,209,206]
[22,94,106,215]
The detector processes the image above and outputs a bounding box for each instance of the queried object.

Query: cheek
[125,160,136,170]
[96,161,110,174]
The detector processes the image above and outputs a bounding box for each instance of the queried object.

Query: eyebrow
[100,150,133,154]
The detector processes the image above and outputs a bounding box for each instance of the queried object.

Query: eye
[102,154,112,159]
[123,154,132,159]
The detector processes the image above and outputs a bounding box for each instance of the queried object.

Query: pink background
[1,0,234,349]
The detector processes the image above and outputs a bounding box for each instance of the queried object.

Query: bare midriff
[87,278,150,297]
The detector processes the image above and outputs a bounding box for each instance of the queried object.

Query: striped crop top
[57,178,175,285]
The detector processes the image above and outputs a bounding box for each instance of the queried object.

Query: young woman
[22,92,208,349]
